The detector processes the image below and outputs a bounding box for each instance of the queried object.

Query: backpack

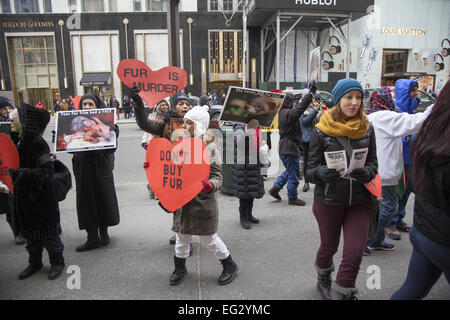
[36,153,72,202]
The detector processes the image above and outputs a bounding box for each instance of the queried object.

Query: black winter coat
[72,127,120,230]
[306,125,378,207]
[232,124,265,199]
[411,154,450,246]
[12,105,61,240]
[278,93,313,157]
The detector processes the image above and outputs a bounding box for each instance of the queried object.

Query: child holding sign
[168,105,238,286]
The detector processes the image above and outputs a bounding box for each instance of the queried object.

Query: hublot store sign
[248,0,374,14]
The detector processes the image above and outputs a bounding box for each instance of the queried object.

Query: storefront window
[209,30,243,74]
[1,0,11,13]
[14,0,39,13]
[223,0,233,11]
[8,36,59,109]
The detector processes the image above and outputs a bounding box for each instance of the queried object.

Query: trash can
[220,125,234,195]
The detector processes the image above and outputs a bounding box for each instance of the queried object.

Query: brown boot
[269,187,281,201]
[288,198,306,206]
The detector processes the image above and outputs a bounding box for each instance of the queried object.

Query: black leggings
[239,198,254,212]
[302,141,310,183]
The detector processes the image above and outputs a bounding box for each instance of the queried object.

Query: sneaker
[385,226,401,241]
[269,187,281,201]
[363,247,371,256]
[368,241,397,251]
[396,221,411,232]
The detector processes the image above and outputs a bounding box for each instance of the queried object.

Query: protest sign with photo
[219,87,285,127]
[54,108,116,153]
[117,59,188,108]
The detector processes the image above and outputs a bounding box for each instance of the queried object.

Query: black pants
[239,198,254,213]
[26,236,65,266]
[302,141,310,184]
[3,194,21,237]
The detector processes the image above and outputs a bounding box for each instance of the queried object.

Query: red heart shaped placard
[145,137,210,212]
[117,59,188,108]
[0,133,19,194]
[69,96,82,110]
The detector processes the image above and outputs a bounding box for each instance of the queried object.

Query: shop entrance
[381,50,408,86]
[209,81,242,104]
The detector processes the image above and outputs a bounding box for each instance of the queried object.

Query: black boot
[48,252,65,280]
[331,283,358,300]
[18,263,43,280]
[315,263,334,300]
[169,256,187,286]
[99,226,110,246]
[76,228,102,252]
[302,182,310,192]
[247,208,260,224]
[239,208,251,229]
[19,247,43,280]
[218,255,238,285]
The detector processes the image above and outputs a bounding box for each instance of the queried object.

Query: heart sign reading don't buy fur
[145,137,210,213]
[117,59,188,108]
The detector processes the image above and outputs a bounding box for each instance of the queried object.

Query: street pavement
[0,116,448,300]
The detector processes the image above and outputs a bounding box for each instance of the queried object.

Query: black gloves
[315,166,341,183]
[129,86,144,108]
[308,80,317,96]
[350,167,372,183]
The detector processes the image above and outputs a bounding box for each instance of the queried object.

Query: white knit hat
[184,105,210,137]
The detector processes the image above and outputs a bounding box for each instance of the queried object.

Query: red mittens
[201,180,213,193]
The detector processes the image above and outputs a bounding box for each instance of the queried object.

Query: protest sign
[69,96,82,110]
[0,133,19,193]
[219,87,285,127]
[54,108,116,153]
[117,59,188,108]
[364,173,382,198]
[145,137,210,213]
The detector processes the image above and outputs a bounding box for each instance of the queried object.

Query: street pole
[168,0,181,67]
[242,1,247,88]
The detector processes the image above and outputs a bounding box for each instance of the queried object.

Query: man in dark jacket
[269,92,313,206]
[9,104,65,280]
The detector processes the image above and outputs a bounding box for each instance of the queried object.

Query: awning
[79,73,111,86]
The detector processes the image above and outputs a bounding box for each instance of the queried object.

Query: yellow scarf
[315,109,369,139]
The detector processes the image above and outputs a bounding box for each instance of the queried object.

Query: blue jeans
[367,185,399,247]
[388,164,410,228]
[274,154,300,199]
[391,225,450,299]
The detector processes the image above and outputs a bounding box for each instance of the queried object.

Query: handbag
[335,136,380,239]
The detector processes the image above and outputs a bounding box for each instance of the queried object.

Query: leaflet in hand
[324,148,368,179]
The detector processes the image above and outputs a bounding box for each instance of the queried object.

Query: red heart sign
[145,137,210,213]
[69,96,82,110]
[0,133,19,194]
[117,59,188,108]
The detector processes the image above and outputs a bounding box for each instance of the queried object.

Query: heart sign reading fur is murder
[145,137,210,213]
[117,59,188,108]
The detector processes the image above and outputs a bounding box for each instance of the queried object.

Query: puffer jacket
[278,93,313,157]
[232,124,265,199]
[395,79,420,165]
[412,153,450,246]
[306,125,378,207]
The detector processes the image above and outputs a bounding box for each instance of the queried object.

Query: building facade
[0,0,244,110]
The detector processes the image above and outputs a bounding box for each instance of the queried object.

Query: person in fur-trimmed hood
[9,104,65,280]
